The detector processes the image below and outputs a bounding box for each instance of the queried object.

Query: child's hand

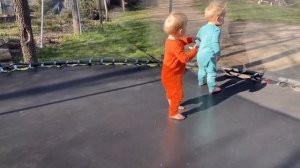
[189,43,198,49]
[193,43,199,49]
[191,37,197,42]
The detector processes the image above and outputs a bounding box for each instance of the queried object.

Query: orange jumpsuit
[161,37,197,117]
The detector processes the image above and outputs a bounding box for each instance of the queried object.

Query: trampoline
[1,64,300,168]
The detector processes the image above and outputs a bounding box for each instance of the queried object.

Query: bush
[30,0,52,17]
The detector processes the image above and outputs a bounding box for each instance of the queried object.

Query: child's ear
[179,29,184,35]
[178,29,183,35]
[214,16,220,23]
[216,16,224,25]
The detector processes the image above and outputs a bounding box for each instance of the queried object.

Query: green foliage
[0,22,19,39]
[30,0,52,17]
[80,0,98,18]
[37,10,166,61]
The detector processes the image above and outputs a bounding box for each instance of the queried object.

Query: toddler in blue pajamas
[196,1,226,94]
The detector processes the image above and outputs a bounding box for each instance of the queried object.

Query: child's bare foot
[209,86,222,94]
[198,82,207,86]
[169,113,186,121]
[178,106,185,110]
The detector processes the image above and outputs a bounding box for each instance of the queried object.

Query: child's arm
[173,45,198,63]
[212,28,221,57]
[180,37,194,45]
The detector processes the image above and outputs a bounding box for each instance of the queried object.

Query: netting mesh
[0,0,300,81]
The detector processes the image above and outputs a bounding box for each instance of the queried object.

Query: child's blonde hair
[204,1,226,22]
[164,12,188,35]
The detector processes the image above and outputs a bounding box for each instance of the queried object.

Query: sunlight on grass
[38,10,166,61]
[0,22,19,38]
[199,0,300,24]
[6,1,300,62]
[227,0,300,24]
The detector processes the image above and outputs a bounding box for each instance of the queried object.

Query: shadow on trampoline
[0,79,160,116]
[277,148,300,168]
[0,66,150,101]
[182,76,266,116]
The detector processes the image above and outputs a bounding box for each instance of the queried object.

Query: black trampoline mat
[1,65,300,168]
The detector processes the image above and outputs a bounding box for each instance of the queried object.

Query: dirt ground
[149,0,300,81]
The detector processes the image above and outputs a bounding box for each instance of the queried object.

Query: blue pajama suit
[196,23,221,92]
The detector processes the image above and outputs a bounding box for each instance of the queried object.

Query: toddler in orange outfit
[161,12,198,120]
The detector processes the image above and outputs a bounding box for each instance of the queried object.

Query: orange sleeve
[173,44,197,63]
[180,37,194,45]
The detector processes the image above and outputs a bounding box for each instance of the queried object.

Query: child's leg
[168,99,185,110]
[167,83,185,120]
[197,59,207,85]
[198,67,207,85]
[206,60,219,93]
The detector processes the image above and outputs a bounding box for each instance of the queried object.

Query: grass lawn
[2,0,300,62]
[36,0,300,61]
[0,22,19,38]
[198,0,300,24]
[37,10,166,61]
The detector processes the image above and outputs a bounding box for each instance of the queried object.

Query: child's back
[197,23,221,66]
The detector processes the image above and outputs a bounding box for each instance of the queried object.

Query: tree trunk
[72,0,81,34]
[0,0,4,14]
[64,0,69,10]
[121,0,125,12]
[169,0,172,13]
[103,0,108,21]
[12,0,37,63]
[97,0,104,31]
